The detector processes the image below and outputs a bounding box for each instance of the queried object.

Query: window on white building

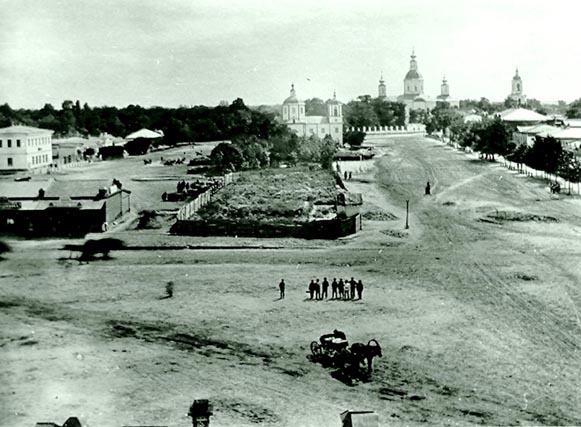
[0,140,2,148]
[335,127,339,133]
[7,158,13,166]
[7,140,11,148]
[16,140,21,147]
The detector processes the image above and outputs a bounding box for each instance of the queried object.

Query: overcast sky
[1,0,580,108]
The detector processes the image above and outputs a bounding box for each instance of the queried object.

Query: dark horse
[349,339,382,374]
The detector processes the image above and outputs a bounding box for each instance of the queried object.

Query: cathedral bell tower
[441,76,449,97]
[326,90,343,124]
[403,49,424,97]
[378,73,387,99]
[510,68,527,106]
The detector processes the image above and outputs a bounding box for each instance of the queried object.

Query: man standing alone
[279,279,285,299]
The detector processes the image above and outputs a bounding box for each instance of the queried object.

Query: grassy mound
[195,166,337,224]
[481,210,558,224]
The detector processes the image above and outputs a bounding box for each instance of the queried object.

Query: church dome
[283,94,300,104]
[283,84,302,104]
[405,70,423,80]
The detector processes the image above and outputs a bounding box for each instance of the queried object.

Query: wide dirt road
[2,136,581,427]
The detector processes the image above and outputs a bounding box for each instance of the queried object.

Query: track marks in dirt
[214,398,281,424]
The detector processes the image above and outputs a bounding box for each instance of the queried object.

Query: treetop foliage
[0,98,287,146]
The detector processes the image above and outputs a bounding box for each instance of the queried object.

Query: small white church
[281,85,343,144]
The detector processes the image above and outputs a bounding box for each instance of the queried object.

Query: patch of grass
[363,210,398,221]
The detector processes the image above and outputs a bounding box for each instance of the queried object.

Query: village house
[0,179,131,236]
[0,125,53,173]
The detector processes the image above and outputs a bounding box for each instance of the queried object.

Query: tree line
[210,133,338,173]
[0,98,286,145]
[428,103,581,187]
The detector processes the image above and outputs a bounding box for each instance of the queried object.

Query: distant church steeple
[440,75,449,97]
[403,49,424,97]
[378,72,387,99]
[510,67,527,106]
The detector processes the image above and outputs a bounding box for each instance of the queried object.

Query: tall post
[405,200,410,229]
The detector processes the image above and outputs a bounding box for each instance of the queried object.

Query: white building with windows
[0,125,54,172]
[281,85,343,144]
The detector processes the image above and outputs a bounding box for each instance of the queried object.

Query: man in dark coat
[279,279,285,299]
[350,277,357,299]
[308,280,315,300]
[331,278,338,299]
[356,279,364,300]
[322,277,329,299]
[338,278,345,299]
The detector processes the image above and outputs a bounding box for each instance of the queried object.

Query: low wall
[170,214,361,240]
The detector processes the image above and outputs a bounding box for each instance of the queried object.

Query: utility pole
[405,200,410,229]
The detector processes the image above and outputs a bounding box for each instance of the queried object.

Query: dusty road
[2,136,581,426]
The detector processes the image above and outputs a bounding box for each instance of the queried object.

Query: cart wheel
[310,341,322,357]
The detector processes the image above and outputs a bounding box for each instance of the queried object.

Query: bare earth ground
[2,136,581,427]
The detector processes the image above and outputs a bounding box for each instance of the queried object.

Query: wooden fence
[503,160,581,195]
[176,173,236,220]
[437,137,581,195]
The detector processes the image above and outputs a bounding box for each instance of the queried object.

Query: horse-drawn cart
[310,332,382,384]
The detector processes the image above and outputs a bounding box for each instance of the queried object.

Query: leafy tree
[297,135,323,163]
[429,102,462,134]
[344,96,378,128]
[210,142,244,172]
[472,118,513,160]
[566,99,581,119]
[372,99,405,126]
[344,130,366,148]
[409,109,428,124]
[305,98,326,116]
[449,117,469,143]
[525,136,562,174]
[506,143,529,166]
[320,135,338,170]
[503,96,520,109]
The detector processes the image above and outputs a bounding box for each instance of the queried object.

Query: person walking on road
[425,181,431,195]
[350,277,357,300]
[165,281,174,298]
[356,279,364,300]
[322,277,329,299]
[279,279,285,299]
[331,278,338,299]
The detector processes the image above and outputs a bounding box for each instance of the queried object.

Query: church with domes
[378,50,459,111]
[281,84,343,144]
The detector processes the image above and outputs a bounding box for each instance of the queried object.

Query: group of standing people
[277,278,364,301]
[307,277,364,300]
